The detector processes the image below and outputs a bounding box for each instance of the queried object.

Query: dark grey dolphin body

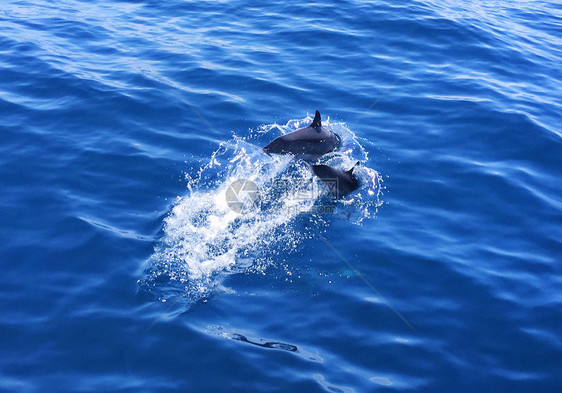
[310,161,360,197]
[263,111,339,161]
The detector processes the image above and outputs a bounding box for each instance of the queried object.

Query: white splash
[140,115,383,306]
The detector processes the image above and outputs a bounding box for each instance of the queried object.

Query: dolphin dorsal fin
[347,161,360,175]
[311,110,322,129]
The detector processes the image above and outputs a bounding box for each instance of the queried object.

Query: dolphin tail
[347,161,360,175]
[311,110,322,129]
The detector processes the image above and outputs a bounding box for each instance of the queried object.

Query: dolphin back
[311,162,360,197]
[262,111,339,160]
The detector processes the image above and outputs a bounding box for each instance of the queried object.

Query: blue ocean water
[1,0,561,391]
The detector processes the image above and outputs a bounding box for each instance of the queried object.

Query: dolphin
[310,161,360,197]
[263,111,339,161]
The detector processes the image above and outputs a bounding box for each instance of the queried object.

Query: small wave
[203,325,300,353]
[230,333,298,352]
[139,115,383,308]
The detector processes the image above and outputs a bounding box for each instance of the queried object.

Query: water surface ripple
[1,0,561,392]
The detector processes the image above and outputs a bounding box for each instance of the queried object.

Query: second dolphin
[310,162,360,197]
